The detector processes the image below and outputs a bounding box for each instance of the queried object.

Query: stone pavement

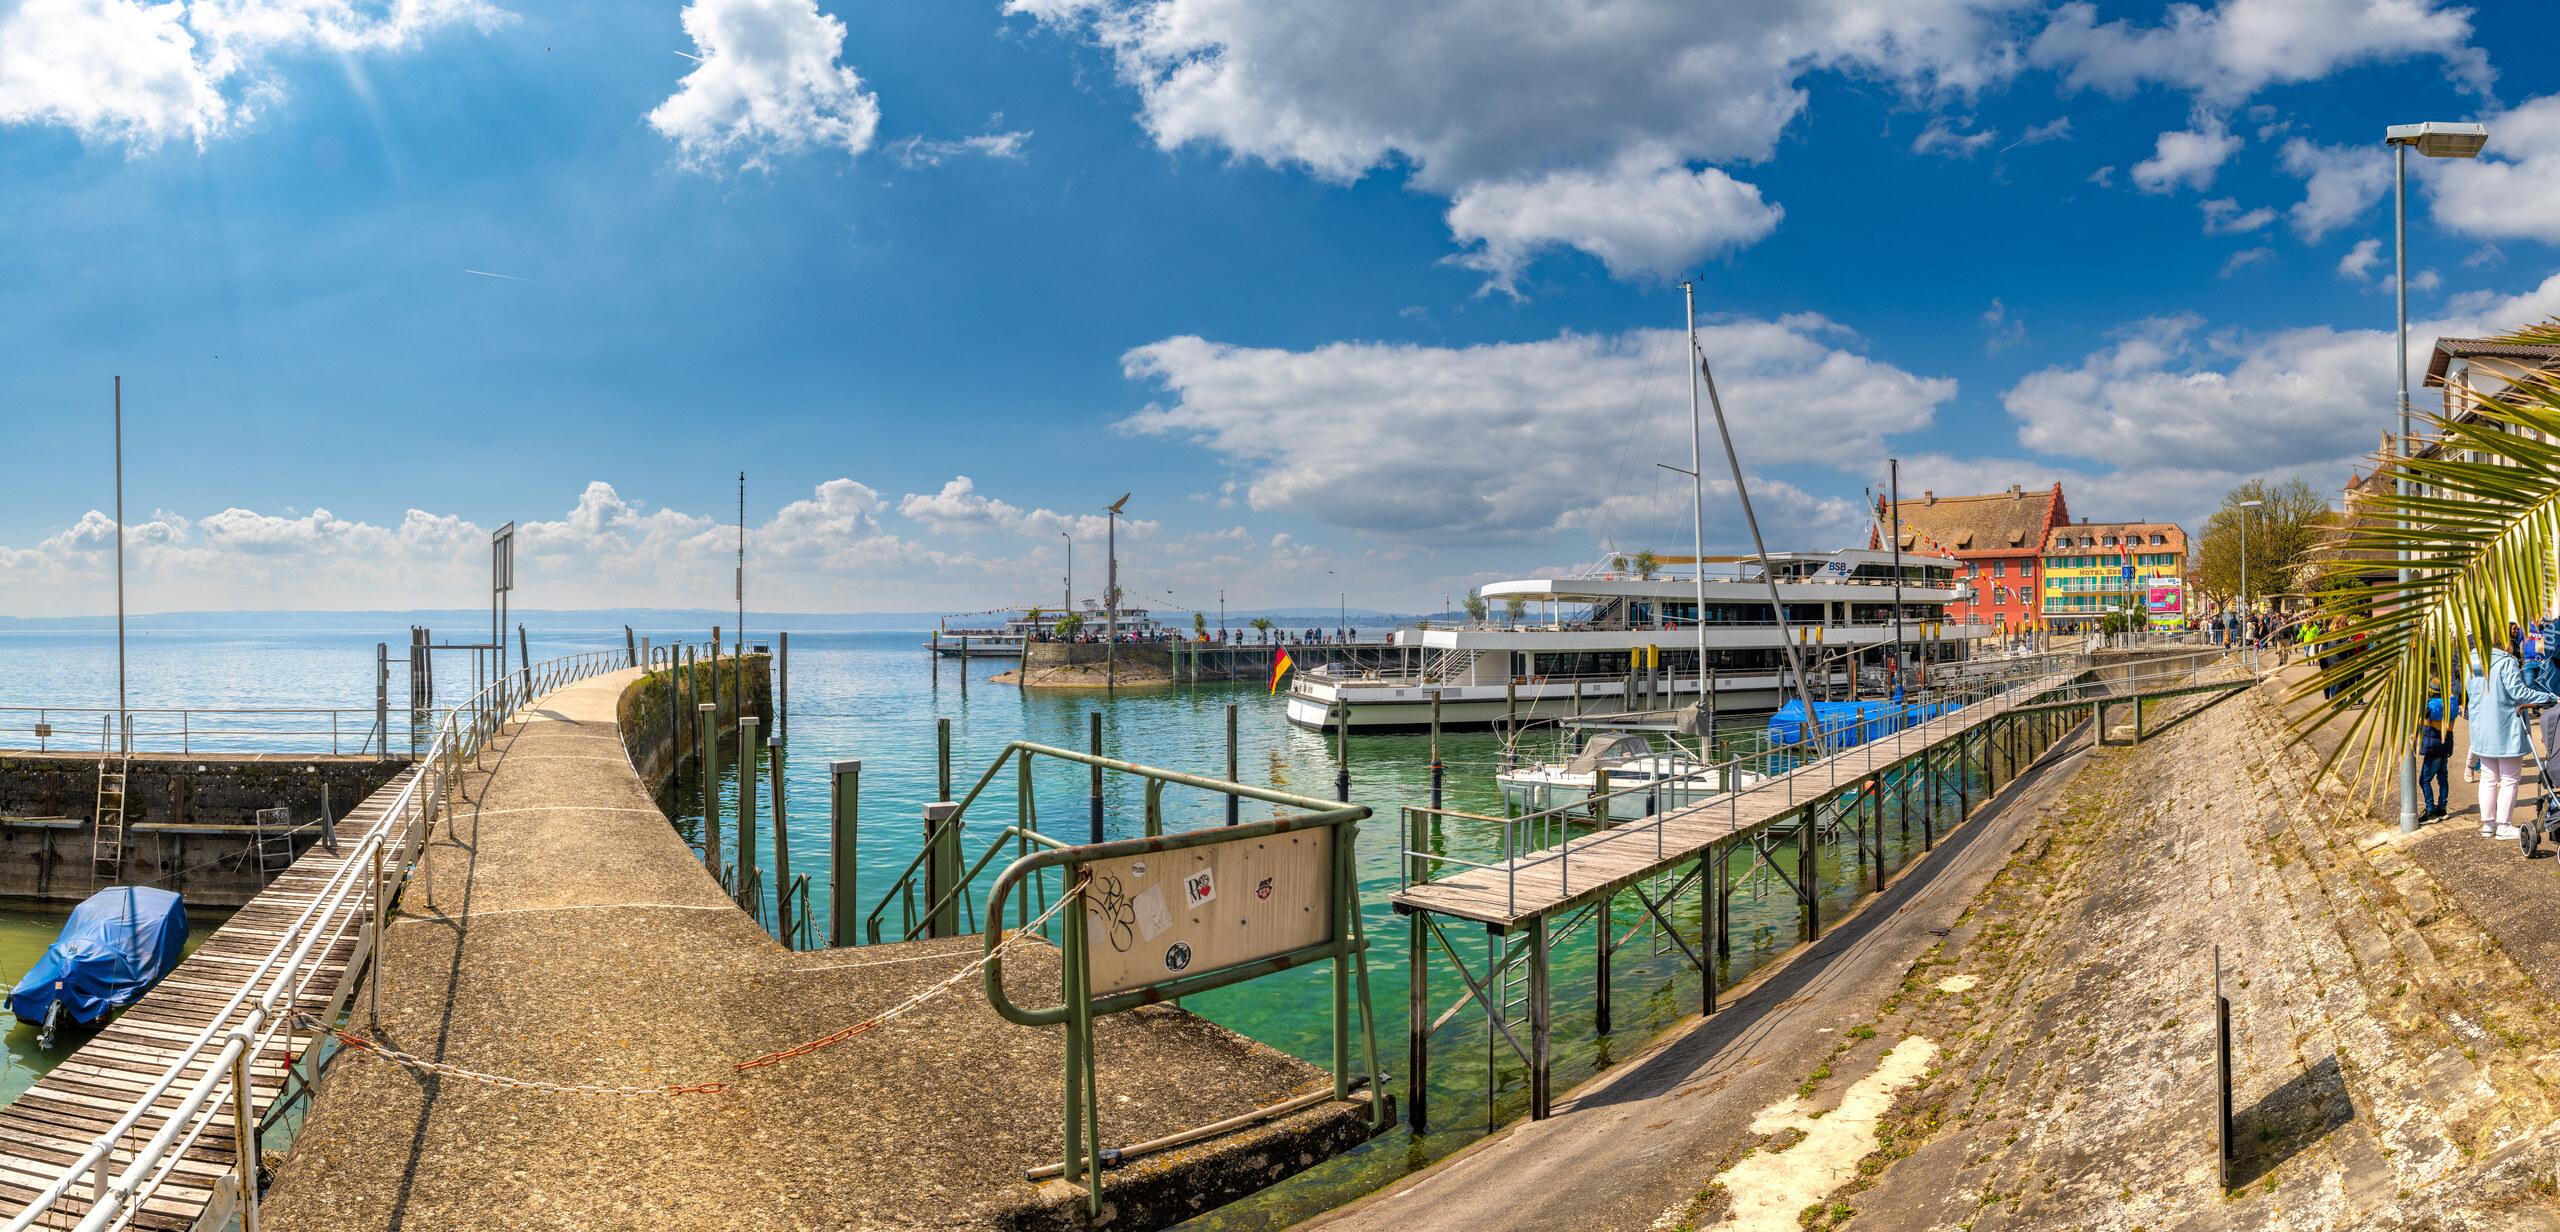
[259,669,1369,1232]
[1651,670,2560,1231]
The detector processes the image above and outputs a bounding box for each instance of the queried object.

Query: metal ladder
[92,758,129,882]
[253,807,297,883]
[1421,647,1481,683]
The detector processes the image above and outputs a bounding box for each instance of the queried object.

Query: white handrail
[7,645,693,1232]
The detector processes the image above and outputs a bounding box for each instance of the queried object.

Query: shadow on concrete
[1558,722,2094,1117]
[2228,1053,2355,1190]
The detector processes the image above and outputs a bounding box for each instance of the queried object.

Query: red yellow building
[1872,484,2070,636]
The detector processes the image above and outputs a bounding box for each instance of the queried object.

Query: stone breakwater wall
[997,641,1176,688]
[616,651,774,796]
[0,752,403,906]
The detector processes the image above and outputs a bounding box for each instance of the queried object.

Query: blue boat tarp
[1766,698,1959,749]
[10,887,188,1026]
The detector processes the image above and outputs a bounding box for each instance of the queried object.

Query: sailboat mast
[1689,285,1825,736]
[1682,286,1710,747]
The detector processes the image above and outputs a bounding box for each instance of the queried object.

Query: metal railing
[0,644,651,1232]
[1399,646,2250,918]
[0,706,387,757]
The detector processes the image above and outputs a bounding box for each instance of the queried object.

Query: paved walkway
[262,669,1352,1231]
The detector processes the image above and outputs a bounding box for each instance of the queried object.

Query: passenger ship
[1282,549,1984,731]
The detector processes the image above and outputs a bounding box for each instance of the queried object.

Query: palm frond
[2299,333,2560,780]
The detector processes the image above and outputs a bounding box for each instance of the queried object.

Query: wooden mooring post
[830,759,859,947]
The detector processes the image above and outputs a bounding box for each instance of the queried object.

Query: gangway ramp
[0,766,426,1231]
[1390,648,2251,1127]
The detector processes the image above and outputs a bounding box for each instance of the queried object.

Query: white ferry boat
[1282,549,1984,731]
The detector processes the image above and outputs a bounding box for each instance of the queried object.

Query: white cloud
[2337,236,2383,281]
[2424,94,2560,244]
[648,0,880,174]
[2005,115,2072,150]
[894,476,1159,543]
[2278,138,2389,241]
[1114,317,1954,545]
[2199,197,2273,234]
[2218,246,2273,276]
[2029,0,2491,108]
[1981,298,2028,353]
[0,0,504,149]
[1009,0,2030,286]
[2002,271,2560,479]
[2131,109,2239,193]
[1444,153,1783,292]
[889,116,1032,167]
[1913,117,1998,158]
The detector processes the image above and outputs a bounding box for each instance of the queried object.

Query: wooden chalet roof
[2424,337,2560,389]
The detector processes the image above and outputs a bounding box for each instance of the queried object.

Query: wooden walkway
[1393,670,2098,930]
[0,766,423,1231]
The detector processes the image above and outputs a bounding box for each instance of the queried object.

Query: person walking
[2420,683,2458,821]
[2468,633,2560,839]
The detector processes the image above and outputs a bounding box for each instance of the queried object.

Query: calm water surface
[1,626,1956,1225]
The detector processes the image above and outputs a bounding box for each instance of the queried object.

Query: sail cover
[10,886,188,1026]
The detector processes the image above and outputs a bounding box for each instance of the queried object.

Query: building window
[1993,560,2005,578]
[2150,534,2165,545]
[1994,587,2009,604]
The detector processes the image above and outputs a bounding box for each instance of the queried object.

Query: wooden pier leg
[1799,817,1820,941]
[1715,844,1731,959]
[1871,781,1885,894]
[1702,848,1719,1013]
[1527,914,1552,1119]
[1594,896,1613,1033]
[1957,730,1971,822]
[1922,748,1935,850]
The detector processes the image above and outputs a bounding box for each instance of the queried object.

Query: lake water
[0,624,1944,1226]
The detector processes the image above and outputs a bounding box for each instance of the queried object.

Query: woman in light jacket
[2468,635,2560,838]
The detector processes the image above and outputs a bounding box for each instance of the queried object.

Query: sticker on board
[1164,941,1193,973]
[1133,887,1174,942]
[1183,868,1217,908]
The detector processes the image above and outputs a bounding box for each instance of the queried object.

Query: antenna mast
[736,471,745,652]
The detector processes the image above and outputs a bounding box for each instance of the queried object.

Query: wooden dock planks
[0,766,422,1231]
[1394,671,2086,929]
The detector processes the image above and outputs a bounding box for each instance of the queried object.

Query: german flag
[1269,647,1295,694]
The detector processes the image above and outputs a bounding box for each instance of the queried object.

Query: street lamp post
[1061,533,1073,616]
[2388,120,2488,835]
[2239,499,2262,673]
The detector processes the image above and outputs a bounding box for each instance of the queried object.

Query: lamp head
[2385,121,2488,159]
[2239,499,2263,509]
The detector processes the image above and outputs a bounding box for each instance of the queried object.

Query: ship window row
[1611,601,1948,626]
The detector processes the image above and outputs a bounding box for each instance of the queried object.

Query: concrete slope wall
[617,652,773,796]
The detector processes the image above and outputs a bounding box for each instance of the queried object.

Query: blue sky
[4,0,2557,617]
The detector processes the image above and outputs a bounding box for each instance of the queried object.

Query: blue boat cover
[1766,698,1957,748]
[10,887,187,1026]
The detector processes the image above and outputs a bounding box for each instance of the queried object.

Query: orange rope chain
[301,877,1086,1097]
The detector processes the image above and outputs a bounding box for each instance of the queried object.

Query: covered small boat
[11,886,188,1046]
[1766,696,1956,749]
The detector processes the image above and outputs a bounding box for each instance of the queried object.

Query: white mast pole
[114,377,128,756]
[1683,286,1711,755]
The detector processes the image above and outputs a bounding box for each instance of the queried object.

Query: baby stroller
[2523,705,2559,858]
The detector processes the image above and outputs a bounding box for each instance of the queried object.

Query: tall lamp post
[2388,120,2489,835]
[1061,533,1073,616]
[2239,499,2262,674]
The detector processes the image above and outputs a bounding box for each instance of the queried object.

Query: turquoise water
[2,626,1979,1223]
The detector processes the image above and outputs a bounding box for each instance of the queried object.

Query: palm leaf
[2297,324,2560,779]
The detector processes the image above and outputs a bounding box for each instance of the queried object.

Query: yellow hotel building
[2039,519,2189,632]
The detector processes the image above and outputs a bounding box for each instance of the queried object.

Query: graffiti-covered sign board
[1080,828,1335,996]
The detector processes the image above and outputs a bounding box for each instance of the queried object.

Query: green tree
[2313,318,2560,776]
[1192,611,1208,639]
[1633,550,1661,580]
[1503,594,1529,623]
[1249,617,1275,638]
[1463,588,1489,621]
[1609,554,1630,575]
[1053,612,1085,639]
[2191,477,2327,607]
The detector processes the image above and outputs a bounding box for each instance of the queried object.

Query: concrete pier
[263,669,1374,1231]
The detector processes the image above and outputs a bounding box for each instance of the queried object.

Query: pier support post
[1527,914,1552,1120]
[1226,704,1240,826]
[1429,691,1444,813]
[1088,713,1104,844]
[938,718,952,803]
[1594,896,1612,1033]
[1799,817,1820,941]
[739,717,761,908]
[770,752,790,945]
[924,800,962,939]
[1335,699,1350,803]
[1408,821,1430,1133]
[778,631,788,741]
[830,760,859,947]
[699,703,720,873]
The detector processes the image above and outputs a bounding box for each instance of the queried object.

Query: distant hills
[0,606,1438,635]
